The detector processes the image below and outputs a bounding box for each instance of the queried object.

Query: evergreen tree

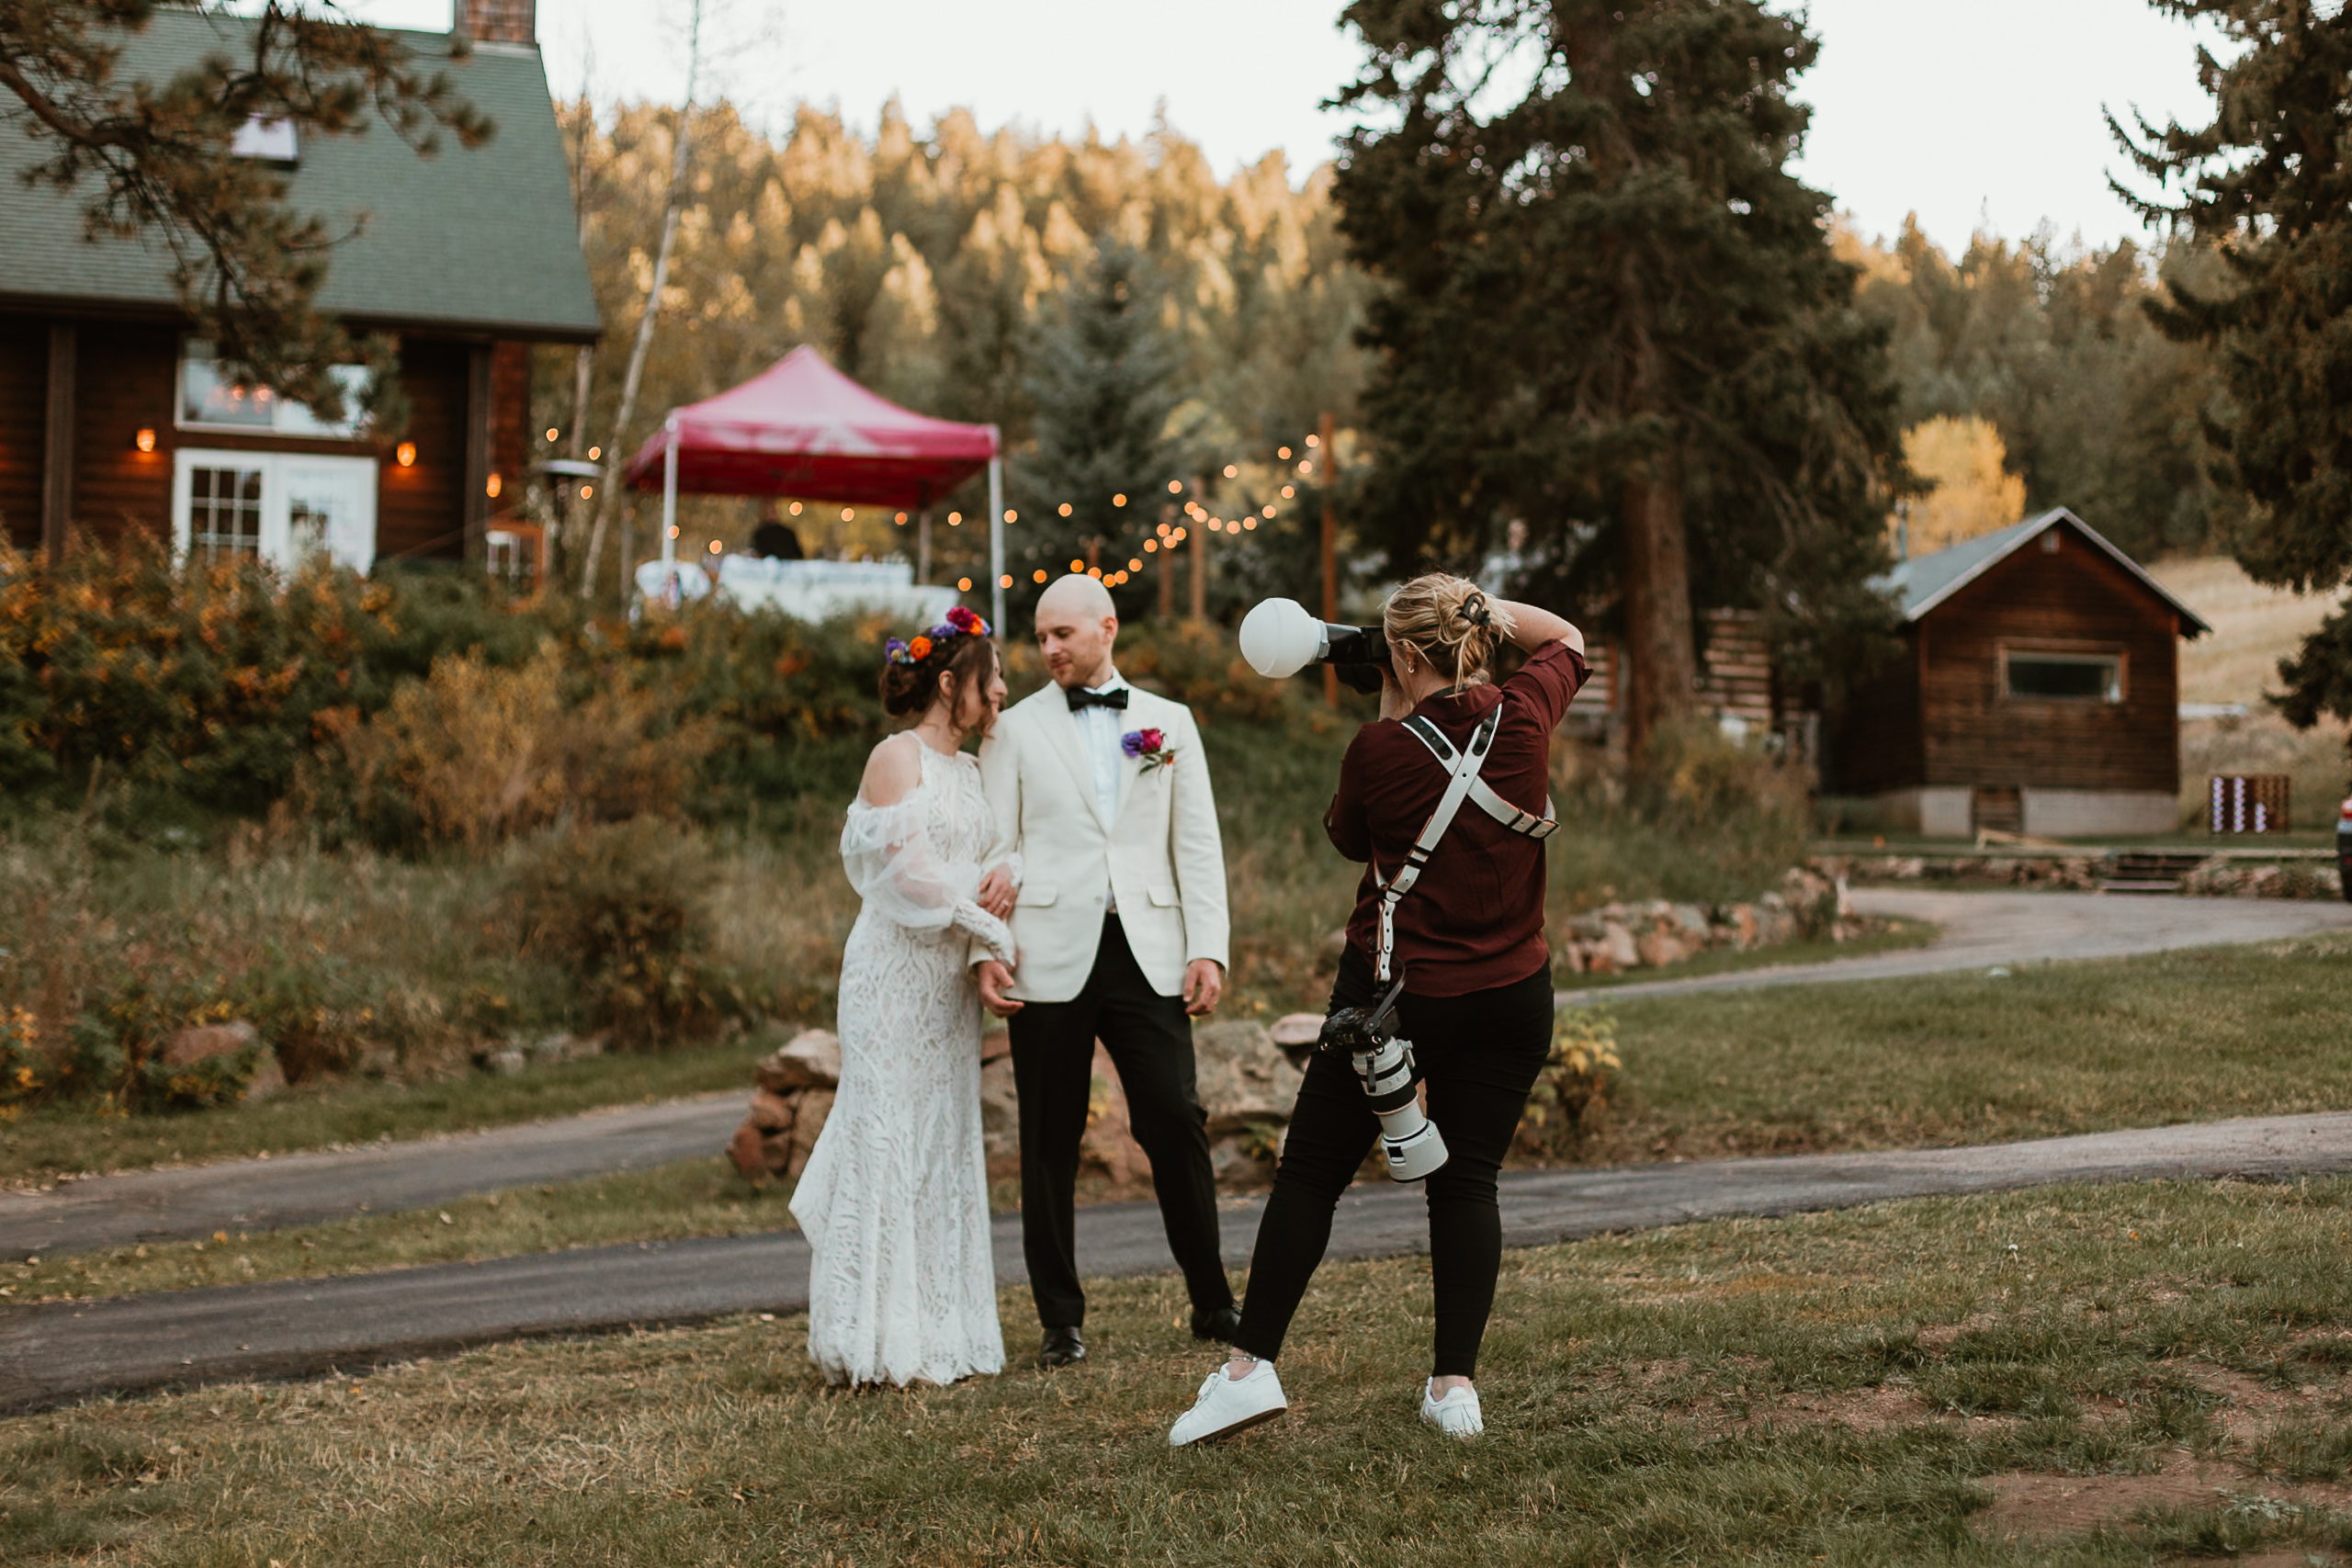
[4,1,491,419]
[2115,2,2352,731]
[1012,240,1186,615]
[1333,0,1905,750]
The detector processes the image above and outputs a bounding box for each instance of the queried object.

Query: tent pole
[917,507,932,585]
[988,447,1004,632]
[660,411,680,574]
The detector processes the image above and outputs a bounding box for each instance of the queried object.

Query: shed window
[2004,650,2122,703]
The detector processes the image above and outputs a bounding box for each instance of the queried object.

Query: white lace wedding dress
[791,734,1013,1387]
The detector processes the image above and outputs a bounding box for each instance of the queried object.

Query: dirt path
[7,1110,2352,1414]
[1563,887,2352,1003]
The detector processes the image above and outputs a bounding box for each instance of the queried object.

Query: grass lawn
[13,1177,2352,1564]
[0,1033,779,1189]
[1572,930,2352,1165]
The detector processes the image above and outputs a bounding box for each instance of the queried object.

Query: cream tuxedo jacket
[972,682,1230,1003]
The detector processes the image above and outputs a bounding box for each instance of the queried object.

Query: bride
[791,604,1016,1387]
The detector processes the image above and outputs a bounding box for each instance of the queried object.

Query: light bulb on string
[1281,486,1295,499]
[948,511,962,525]
[1243,518,1257,530]
[958,577,973,591]
[1032,570,1047,583]
[1223,465,1238,479]
[1277,446,1291,459]
[999,574,1013,588]
[1058,503,1072,517]
[1144,539,1158,553]
[1167,479,1182,493]
[1069,558,1084,572]
[1113,493,1126,507]
[1128,558,1142,571]
[1305,434,1319,448]
[1261,505,1275,518]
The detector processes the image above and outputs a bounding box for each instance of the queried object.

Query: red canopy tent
[624,345,1005,623]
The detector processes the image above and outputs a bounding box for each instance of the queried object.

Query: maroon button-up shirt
[1324,639,1587,998]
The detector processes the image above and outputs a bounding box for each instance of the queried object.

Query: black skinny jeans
[1235,945,1553,1379]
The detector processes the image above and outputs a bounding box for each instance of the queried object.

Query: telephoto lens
[1316,992,1448,1181]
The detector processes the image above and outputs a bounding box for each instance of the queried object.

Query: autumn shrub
[309,645,715,852]
[1515,1005,1623,1159]
[504,819,749,1049]
[65,982,267,1111]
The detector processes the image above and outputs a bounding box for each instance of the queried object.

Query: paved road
[12,888,2352,1263]
[1562,888,2352,1003]
[8,1111,2352,1415]
[0,1093,746,1261]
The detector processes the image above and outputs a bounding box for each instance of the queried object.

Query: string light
[1032,569,1047,582]
[1088,567,1102,579]
[1223,465,1238,479]
[1058,502,1073,516]
[1243,518,1258,530]
[1281,485,1295,499]
[589,446,602,459]
[841,507,855,522]
[708,539,723,555]
[1262,504,1275,518]
[1172,526,1187,541]
[1144,539,1158,553]
[545,427,560,442]
[1167,479,1182,492]
[948,511,962,525]
[1000,573,1013,588]
[1278,446,1291,459]
[580,484,594,499]
[1128,558,1142,570]
[1305,434,1319,447]
[958,576,973,591]
[1296,460,1312,475]
[788,502,803,515]
[1004,509,1018,523]
[1113,493,1126,506]
[667,525,680,538]
[894,511,908,525]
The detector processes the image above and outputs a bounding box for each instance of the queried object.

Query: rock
[979,1028,1012,1065]
[1319,928,1351,964]
[1080,1044,1154,1188]
[526,1032,602,1066]
[1193,1021,1304,1135]
[1565,909,1610,942]
[1553,944,1586,976]
[979,1055,1020,1160]
[747,1088,797,1133]
[1269,1011,1325,1053]
[1600,921,1640,971]
[483,1047,527,1077]
[160,1021,258,1069]
[1210,1136,1272,1183]
[1670,903,1712,939]
[1580,941,1619,976]
[1719,904,1759,951]
[756,1029,841,1092]
[242,1053,287,1102]
[1634,929,1691,969]
[786,1089,835,1179]
[726,1121,769,1182]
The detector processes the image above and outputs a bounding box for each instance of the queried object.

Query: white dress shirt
[1069,670,1131,908]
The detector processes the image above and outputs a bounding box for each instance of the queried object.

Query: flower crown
[885,604,990,666]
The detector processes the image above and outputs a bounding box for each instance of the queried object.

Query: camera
[1238,598,1390,694]
[1317,975,1448,1181]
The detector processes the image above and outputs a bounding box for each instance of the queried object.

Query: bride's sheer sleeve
[841,785,1015,964]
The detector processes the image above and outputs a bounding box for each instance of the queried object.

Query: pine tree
[3,1,491,419]
[1013,241,1186,614]
[2114,2,2352,729]
[1333,0,1905,751]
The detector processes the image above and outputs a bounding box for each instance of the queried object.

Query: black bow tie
[1068,686,1129,712]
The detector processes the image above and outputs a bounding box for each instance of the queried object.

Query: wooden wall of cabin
[71,321,177,546]
[0,314,44,549]
[1823,629,1924,795]
[378,338,470,562]
[1917,534,2179,793]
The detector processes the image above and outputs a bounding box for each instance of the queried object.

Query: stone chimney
[454,0,535,45]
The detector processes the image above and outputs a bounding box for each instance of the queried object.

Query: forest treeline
[540,97,2220,595]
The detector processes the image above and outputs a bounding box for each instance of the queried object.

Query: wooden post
[1158,503,1175,622]
[464,344,492,567]
[917,507,932,583]
[1318,411,1338,705]
[41,321,76,564]
[1189,476,1206,623]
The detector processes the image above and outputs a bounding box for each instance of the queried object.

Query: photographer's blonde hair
[1383,573,1516,691]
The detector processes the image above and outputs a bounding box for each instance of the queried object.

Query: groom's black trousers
[1008,915,1234,1329]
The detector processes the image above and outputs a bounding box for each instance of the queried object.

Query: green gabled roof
[1879,506,2211,637]
[0,7,599,341]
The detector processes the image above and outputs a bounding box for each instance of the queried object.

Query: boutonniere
[1121,728,1176,774]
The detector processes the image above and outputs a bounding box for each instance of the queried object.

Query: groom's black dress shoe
[1191,1304,1244,1343]
[1038,1325,1087,1369]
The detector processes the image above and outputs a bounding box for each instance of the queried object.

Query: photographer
[1169,574,1586,1445]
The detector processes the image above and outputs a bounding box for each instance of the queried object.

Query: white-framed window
[176,344,372,439]
[173,449,379,574]
[2000,646,2125,703]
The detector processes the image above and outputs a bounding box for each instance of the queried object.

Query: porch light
[395,442,417,468]
[486,473,502,498]
[134,428,155,453]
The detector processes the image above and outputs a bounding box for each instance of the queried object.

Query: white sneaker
[1420,1379,1484,1438]
[1169,1359,1287,1446]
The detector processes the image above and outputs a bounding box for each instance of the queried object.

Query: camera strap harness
[1371,703,1556,984]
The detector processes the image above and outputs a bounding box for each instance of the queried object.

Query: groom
[973,573,1239,1368]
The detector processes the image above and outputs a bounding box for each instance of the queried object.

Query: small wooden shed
[1826,507,2211,838]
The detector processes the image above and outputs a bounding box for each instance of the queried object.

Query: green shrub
[1516,1006,1623,1159]
[0,1005,48,1111]
[66,981,264,1111]
[505,819,748,1048]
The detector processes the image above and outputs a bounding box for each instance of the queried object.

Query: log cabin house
[0,1,597,571]
[1826,507,2211,838]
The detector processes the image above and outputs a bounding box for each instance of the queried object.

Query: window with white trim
[177,344,372,439]
[173,450,378,574]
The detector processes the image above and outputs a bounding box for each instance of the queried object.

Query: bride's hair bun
[879,612,995,717]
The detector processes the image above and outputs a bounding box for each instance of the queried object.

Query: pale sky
[311,0,2232,254]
